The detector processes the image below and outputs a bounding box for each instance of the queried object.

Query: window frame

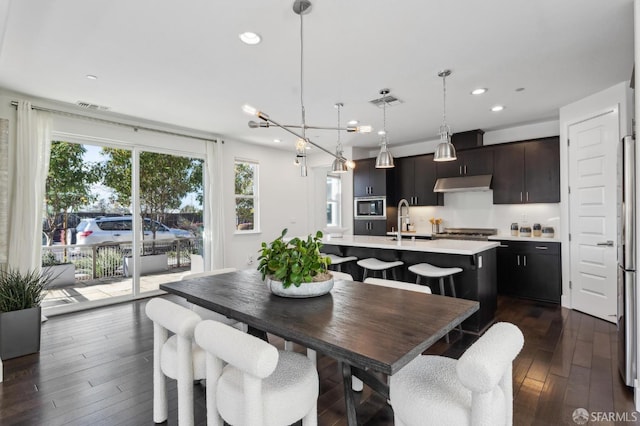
[234,159,260,234]
[326,172,342,228]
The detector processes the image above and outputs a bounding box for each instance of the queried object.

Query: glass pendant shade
[375,145,395,168]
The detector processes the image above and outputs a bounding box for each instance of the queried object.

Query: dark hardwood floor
[0,295,638,425]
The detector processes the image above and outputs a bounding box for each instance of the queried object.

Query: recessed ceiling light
[239,32,261,45]
[515,87,525,92]
[471,88,487,95]
[348,120,359,125]
[273,139,281,143]
[377,130,386,136]
[86,74,98,80]
[491,105,505,112]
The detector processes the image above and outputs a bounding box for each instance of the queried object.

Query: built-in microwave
[354,197,386,219]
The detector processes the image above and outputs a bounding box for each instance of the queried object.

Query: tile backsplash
[403,191,560,236]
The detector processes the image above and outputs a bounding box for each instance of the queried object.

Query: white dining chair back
[194,320,319,426]
[145,298,206,426]
[390,322,524,426]
[363,277,432,294]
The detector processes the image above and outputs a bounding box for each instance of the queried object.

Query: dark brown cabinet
[353,219,387,236]
[496,240,561,303]
[493,137,560,204]
[435,148,493,178]
[396,154,442,206]
[353,158,388,197]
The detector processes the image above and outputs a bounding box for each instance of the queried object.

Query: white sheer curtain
[6,101,52,273]
[204,140,225,270]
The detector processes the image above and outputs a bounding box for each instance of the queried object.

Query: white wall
[221,139,317,269]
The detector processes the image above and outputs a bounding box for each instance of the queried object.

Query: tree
[100,148,202,227]
[45,141,102,245]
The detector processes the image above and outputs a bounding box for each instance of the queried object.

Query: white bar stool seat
[408,263,463,297]
[357,258,404,280]
[324,254,358,272]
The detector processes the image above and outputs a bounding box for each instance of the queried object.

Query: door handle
[596,240,614,246]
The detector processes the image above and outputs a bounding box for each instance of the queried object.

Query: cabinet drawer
[495,240,560,255]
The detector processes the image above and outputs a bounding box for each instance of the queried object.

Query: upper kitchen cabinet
[435,148,494,178]
[353,158,388,197]
[395,154,442,206]
[493,137,560,204]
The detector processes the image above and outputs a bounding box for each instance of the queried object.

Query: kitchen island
[321,235,499,333]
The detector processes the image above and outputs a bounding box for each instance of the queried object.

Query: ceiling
[0,0,634,155]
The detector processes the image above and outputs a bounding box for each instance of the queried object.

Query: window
[326,174,341,227]
[235,160,259,232]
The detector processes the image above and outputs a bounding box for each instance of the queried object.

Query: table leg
[340,362,359,426]
[247,325,268,341]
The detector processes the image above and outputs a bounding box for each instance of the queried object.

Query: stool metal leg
[337,263,343,272]
[449,275,457,298]
[382,270,387,279]
[439,278,445,296]
[363,268,368,280]
[415,275,420,285]
[391,268,397,280]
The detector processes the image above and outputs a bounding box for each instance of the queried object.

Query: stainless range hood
[433,174,492,193]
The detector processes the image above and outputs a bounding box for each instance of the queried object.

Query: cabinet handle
[526,192,529,202]
[464,165,467,175]
[535,246,548,250]
[597,241,614,246]
[414,196,418,205]
[517,255,520,266]
[523,255,527,266]
[520,192,523,202]
[459,165,463,175]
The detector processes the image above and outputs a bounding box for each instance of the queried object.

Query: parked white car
[76,216,191,246]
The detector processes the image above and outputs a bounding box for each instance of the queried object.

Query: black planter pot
[0,307,41,360]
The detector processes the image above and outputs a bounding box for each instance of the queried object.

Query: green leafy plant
[257,229,331,289]
[0,269,52,312]
[41,251,72,267]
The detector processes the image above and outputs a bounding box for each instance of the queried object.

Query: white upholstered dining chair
[194,319,319,426]
[389,322,524,426]
[145,298,206,426]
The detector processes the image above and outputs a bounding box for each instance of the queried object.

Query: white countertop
[322,235,499,255]
[489,235,561,243]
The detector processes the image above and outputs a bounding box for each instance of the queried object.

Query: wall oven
[354,197,386,219]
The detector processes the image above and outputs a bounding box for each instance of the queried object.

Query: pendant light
[331,103,348,173]
[433,69,457,162]
[242,0,360,174]
[375,89,395,169]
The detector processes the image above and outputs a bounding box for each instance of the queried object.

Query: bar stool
[324,253,358,272]
[357,258,404,280]
[408,263,462,297]
[408,263,463,343]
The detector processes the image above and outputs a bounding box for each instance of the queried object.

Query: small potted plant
[257,229,333,298]
[0,268,52,359]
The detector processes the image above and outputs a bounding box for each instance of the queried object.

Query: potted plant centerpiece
[0,269,52,359]
[258,229,333,298]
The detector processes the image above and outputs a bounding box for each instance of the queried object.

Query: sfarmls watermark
[572,408,638,424]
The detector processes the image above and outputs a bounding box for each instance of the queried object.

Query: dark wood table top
[160,269,479,375]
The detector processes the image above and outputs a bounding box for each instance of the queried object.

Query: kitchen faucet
[397,198,410,243]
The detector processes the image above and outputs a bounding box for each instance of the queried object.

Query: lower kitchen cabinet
[354,220,387,236]
[496,240,561,303]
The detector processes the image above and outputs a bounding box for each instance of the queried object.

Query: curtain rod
[10,101,222,144]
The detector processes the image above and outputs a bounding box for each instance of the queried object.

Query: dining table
[159,269,479,425]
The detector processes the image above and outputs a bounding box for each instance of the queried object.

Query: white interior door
[569,108,619,322]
